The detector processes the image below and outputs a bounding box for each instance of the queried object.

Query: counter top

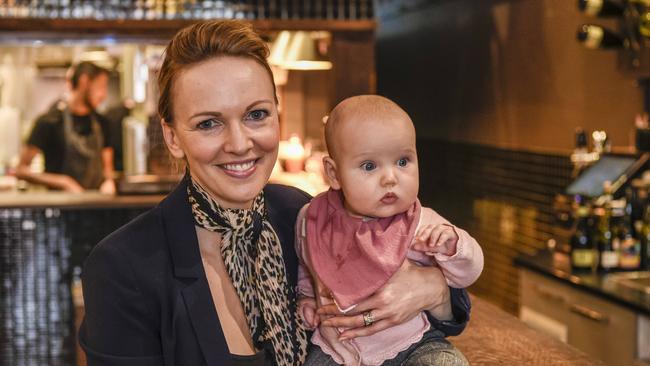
[514,251,650,316]
[0,191,165,209]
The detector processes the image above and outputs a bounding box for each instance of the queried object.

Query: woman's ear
[161,119,185,159]
[322,156,341,190]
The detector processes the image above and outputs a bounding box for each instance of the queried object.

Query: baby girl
[295,95,484,366]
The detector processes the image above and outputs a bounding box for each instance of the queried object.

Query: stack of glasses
[0,0,374,20]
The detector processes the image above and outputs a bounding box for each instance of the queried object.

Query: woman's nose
[223,123,253,154]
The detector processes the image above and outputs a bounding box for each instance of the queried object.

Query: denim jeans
[303,329,469,366]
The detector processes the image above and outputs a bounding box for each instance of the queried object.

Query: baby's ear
[322,156,341,190]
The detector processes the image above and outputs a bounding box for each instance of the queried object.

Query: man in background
[17,61,115,193]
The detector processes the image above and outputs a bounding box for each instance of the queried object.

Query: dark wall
[375,0,643,313]
[377,0,642,153]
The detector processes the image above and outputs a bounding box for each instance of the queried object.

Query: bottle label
[600,251,619,268]
[619,238,641,269]
[572,249,595,268]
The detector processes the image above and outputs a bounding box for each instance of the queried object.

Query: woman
[79,20,470,366]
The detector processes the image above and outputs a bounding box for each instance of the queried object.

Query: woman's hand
[317,260,453,340]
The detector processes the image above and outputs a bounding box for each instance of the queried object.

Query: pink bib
[305,189,421,311]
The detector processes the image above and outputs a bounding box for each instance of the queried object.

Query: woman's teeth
[223,161,255,171]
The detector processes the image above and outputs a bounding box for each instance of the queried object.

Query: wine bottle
[571,201,596,271]
[639,11,650,37]
[575,127,588,150]
[597,183,619,271]
[577,0,624,17]
[576,24,626,49]
[640,185,650,269]
[618,196,641,270]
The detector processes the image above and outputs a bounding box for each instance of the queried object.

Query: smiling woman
[161,56,280,209]
[78,19,471,366]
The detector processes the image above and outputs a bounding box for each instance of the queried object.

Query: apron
[60,109,105,189]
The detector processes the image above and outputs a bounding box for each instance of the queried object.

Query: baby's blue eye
[247,109,269,121]
[397,158,409,167]
[361,162,376,171]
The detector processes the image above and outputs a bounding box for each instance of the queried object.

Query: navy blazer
[79,179,471,366]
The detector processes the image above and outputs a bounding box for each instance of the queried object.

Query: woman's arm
[317,260,470,340]
[80,241,164,365]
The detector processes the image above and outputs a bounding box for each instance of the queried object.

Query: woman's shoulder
[84,206,167,272]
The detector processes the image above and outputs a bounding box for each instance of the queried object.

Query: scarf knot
[187,174,307,365]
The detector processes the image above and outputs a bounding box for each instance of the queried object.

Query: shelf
[0,18,376,39]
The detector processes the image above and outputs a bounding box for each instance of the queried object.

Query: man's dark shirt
[103,104,131,172]
[26,105,109,174]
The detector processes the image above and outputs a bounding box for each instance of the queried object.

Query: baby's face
[332,114,419,218]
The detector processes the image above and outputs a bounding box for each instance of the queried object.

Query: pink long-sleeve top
[296,205,483,366]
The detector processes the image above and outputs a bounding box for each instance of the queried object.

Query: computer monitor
[566,155,645,198]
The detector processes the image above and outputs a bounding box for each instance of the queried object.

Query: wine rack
[620,0,650,76]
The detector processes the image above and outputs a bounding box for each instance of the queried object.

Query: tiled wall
[418,139,573,314]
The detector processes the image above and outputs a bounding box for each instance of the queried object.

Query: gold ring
[363,311,374,327]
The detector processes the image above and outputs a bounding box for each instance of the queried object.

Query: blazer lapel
[160,178,231,365]
[181,279,231,365]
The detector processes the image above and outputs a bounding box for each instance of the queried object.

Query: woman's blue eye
[361,162,376,171]
[397,158,409,167]
[197,119,220,130]
[247,109,269,121]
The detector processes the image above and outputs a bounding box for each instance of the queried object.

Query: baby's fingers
[416,224,434,241]
[428,225,446,247]
[412,225,434,252]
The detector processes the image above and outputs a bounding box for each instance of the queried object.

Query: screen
[566,155,637,197]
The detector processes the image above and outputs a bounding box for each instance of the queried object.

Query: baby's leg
[400,337,468,366]
[303,344,344,366]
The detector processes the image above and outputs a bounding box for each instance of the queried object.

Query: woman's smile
[218,158,259,178]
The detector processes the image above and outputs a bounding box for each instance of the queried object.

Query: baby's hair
[324,95,413,160]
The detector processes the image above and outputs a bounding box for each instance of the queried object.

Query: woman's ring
[363,311,374,327]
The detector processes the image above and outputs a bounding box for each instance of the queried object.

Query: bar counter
[0,191,163,366]
[515,251,650,365]
[514,250,650,316]
[0,191,165,209]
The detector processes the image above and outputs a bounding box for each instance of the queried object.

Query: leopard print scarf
[187,176,308,366]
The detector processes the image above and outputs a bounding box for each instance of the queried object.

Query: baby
[295,95,484,366]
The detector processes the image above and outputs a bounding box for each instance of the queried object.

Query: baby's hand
[412,224,459,256]
[298,297,320,330]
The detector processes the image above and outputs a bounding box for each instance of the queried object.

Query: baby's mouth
[381,192,398,204]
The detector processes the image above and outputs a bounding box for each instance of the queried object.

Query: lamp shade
[269,31,332,71]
